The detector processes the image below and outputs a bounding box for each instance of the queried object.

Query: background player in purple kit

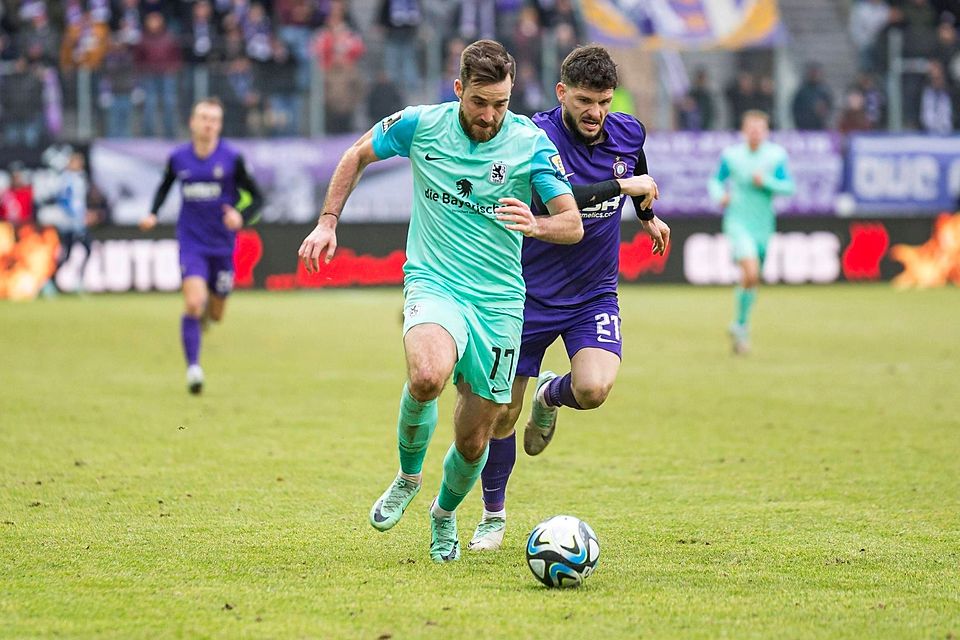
[139,97,263,394]
[469,45,671,551]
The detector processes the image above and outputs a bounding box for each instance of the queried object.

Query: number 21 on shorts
[595,313,621,344]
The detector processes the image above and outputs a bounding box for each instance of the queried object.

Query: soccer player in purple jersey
[139,98,263,394]
[469,45,671,550]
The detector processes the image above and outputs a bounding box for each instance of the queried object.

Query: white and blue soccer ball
[525,515,600,588]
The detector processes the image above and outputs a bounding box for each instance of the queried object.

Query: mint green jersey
[707,141,795,238]
[371,102,572,311]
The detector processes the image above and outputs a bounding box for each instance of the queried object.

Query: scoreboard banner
[847,134,960,213]
[38,214,958,296]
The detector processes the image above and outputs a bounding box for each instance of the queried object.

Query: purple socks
[545,373,583,410]
[480,433,516,512]
[181,315,201,366]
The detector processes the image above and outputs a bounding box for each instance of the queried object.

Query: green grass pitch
[2,286,958,638]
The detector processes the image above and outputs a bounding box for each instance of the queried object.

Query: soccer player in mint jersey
[140,97,263,394]
[298,40,583,563]
[470,45,671,552]
[708,110,794,354]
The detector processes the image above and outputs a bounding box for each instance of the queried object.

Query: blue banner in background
[848,135,960,213]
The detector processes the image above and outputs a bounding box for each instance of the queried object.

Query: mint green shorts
[724,222,770,265]
[402,282,522,404]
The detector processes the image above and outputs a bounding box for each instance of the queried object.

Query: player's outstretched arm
[140,159,176,231]
[298,128,381,273]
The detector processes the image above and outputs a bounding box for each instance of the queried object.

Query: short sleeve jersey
[523,108,647,307]
[371,102,572,311]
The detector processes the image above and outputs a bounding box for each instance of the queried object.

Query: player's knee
[457,432,489,462]
[573,381,612,410]
[208,306,225,322]
[407,368,446,401]
[184,299,205,318]
[493,404,521,439]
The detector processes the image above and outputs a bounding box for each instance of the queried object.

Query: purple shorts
[180,251,235,297]
[516,293,622,378]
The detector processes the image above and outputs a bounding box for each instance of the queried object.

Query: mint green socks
[437,443,489,512]
[397,383,438,476]
[735,286,757,328]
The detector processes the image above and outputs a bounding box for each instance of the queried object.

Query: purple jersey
[168,141,243,256]
[523,108,646,306]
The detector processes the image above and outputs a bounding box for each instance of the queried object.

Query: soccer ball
[525,515,600,588]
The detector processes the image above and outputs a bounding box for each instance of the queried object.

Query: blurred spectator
[99,37,136,137]
[513,6,542,75]
[314,0,365,134]
[457,0,496,40]
[855,71,888,127]
[53,152,93,292]
[837,87,874,133]
[897,0,939,59]
[756,74,776,126]
[18,9,59,66]
[367,71,404,122]
[378,0,422,101]
[689,67,716,130]
[135,12,182,138]
[59,10,109,71]
[495,0,525,53]
[260,38,300,136]
[675,95,703,131]
[726,71,756,128]
[275,0,327,102]
[185,1,218,64]
[791,63,833,129]
[512,62,546,117]
[0,164,35,226]
[850,0,893,72]
[112,0,143,46]
[1,57,45,146]
[243,3,274,63]
[218,26,261,136]
[920,60,955,133]
[438,36,465,102]
[935,18,960,78]
[895,0,941,126]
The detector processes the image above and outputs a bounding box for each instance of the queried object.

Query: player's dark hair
[459,40,516,88]
[560,45,619,91]
[191,96,224,114]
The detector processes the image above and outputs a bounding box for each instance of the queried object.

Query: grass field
[2,285,959,639]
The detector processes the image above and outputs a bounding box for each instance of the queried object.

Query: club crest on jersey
[382,111,402,133]
[213,164,224,179]
[549,154,566,178]
[489,161,507,185]
[613,157,628,178]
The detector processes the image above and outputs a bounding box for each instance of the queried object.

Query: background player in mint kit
[140,97,263,394]
[298,40,583,563]
[470,45,671,552]
[708,110,795,355]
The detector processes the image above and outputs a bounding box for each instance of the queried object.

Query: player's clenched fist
[495,197,540,238]
[298,215,338,273]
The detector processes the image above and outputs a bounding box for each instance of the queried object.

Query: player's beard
[459,107,503,143]
[563,109,605,145]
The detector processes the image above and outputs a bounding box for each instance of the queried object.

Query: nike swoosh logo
[491,387,508,393]
[597,337,619,344]
[564,172,576,179]
[425,153,445,161]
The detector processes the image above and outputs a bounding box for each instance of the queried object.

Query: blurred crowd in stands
[0,0,586,141]
[1,0,959,144]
